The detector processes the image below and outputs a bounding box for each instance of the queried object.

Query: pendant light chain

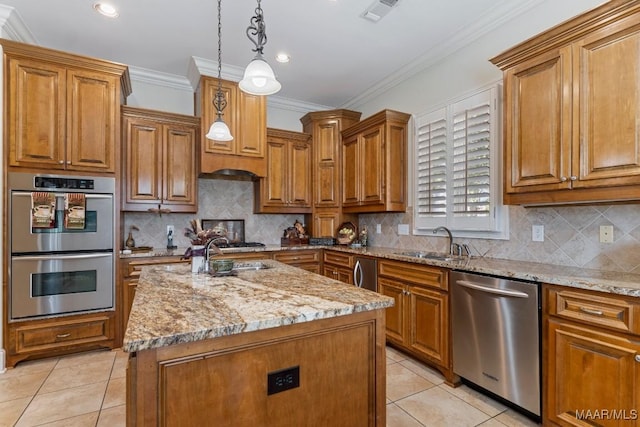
[214,0,227,117]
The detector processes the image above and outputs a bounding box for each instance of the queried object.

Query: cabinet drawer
[323,251,354,268]
[274,250,320,264]
[546,286,640,335]
[125,257,187,277]
[378,260,447,291]
[15,315,113,353]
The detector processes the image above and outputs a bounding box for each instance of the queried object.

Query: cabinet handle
[579,306,603,316]
[56,333,71,339]
[635,355,640,363]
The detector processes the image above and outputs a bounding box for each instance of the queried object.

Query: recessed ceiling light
[275,53,290,63]
[93,2,119,18]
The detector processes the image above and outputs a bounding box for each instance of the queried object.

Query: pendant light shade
[206,118,233,141]
[239,0,281,96]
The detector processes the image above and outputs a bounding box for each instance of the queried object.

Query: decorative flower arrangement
[183,219,226,246]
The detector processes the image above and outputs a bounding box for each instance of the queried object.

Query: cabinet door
[202,78,237,155]
[573,19,640,189]
[6,57,66,169]
[360,125,384,205]
[124,118,162,205]
[289,141,312,207]
[314,119,342,207]
[378,278,405,345]
[237,90,266,157]
[504,48,572,193]
[262,139,288,207]
[546,319,640,426]
[409,286,448,367]
[163,124,197,211]
[314,210,340,238]
[342,134,359,206]
[66,68,118,172]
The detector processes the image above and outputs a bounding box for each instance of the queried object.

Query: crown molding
[0,5,37,43]
[266,96,334,114]
[128,66,193,92]
[187,56,244,90]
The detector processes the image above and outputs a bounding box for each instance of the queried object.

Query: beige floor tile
[478,418,508,426]
[395,385,491,427]
[40,358,113,393]
[110,356,128,379]
[0,397,31,426]
[102,377,126,409]
[440,384,508,417]
[0,371,49,403]
[386,362,435,402]
[1,358,58,379]
[494,409,541,426]
[386,402,423,427]
[398,358,445,385]
[15,381,107,426]
[54,349,115,370]
[386,346,408,363]
[37,411,100,427]
[97,404,126,427]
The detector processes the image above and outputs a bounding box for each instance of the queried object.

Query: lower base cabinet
[273,250,320,274]
[377,259,456,385]
[322,251,354,284]
[544,285,640,426]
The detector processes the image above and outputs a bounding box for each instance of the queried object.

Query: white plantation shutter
[414,86,507,236]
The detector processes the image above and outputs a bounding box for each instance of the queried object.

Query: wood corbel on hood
[195,76,267,178]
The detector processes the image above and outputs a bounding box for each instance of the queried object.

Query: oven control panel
[34,176,95,190]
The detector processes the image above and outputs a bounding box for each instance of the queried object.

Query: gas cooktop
[216,241,266,249]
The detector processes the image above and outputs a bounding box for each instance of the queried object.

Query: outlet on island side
[267,366,300,395]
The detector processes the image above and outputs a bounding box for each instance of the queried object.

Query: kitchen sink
[395,251,456,261]
[232,261,272,271]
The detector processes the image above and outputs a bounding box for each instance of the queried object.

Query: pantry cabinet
[544,285,640,426]
[3,39,130,174]
[491,0,640,205]
[122,107,199,213]
[300,110,361,237]
[254,128,312,213]
[377,260,455,385]
[341,110,410,213]
[195,76,267,177]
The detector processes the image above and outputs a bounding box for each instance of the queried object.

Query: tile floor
[0,346,540,426]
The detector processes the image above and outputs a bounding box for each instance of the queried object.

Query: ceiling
[0,0,547,108]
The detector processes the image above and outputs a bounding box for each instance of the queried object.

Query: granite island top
[122,259,394,353]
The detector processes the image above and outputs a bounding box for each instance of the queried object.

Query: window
[414,85,508,239]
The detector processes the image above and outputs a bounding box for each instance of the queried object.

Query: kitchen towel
[64,193,86,229]
[31,192,56,229]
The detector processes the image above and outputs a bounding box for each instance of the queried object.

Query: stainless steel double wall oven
[9,172,116,320]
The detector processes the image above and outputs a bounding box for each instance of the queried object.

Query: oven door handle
[455,280,529,298]
[13,252,112,261]
[12,191,113,200]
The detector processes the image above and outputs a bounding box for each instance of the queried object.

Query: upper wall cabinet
[195,76,267,177]
[341,109,410,213]
[491,1,640,205]
[254,128,312,214]
[2,39,131,175]
[122,107,199,213]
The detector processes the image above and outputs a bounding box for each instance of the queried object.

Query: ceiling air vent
[361,0,400,23]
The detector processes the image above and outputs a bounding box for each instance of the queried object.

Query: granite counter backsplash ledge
[123,260,394,353]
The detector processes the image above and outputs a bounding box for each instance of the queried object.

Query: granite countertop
[120,244,640,297]
[122,259,394,353]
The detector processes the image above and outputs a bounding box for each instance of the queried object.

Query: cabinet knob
[66,160,72,165]
[636,354,640,363]
[58,160,64,164]
[570,176,577,181]
[560,176,568,182]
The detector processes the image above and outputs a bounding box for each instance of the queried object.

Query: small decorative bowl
[209,258,234,273]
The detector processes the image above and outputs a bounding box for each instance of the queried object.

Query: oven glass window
[31,270,97,297]
[31,211,98,234]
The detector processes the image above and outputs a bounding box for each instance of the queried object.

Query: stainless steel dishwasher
[451,271,541,417]
[353,257,377,291]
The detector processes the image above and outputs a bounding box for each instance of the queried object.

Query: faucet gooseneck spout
[433,226,454,255]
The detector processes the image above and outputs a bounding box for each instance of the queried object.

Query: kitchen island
[123,259,393,426]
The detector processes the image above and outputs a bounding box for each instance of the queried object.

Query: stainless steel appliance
[353,257,377,291]
[451,271,541,417]
[9,172,116,320]
[200,219,265,248]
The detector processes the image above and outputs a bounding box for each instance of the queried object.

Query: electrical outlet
[376,224,382,234]
[167,225,174,236]
[599,225,613,243]
[532,225,544,242]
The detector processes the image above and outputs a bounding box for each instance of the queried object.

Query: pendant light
[238,0,281,96]
[206,0,233,141]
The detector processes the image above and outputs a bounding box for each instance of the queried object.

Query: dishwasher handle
[456,280,529,298]
[353,260,363,288]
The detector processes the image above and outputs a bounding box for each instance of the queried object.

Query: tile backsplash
[360,205,640,274]
[125,179,640,274]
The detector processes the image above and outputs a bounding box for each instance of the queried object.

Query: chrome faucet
[433,226,454,255]
[203,236,228,273]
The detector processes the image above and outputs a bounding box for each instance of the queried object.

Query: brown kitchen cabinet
[254,128,312,213]
[322,251,354,285]
[122,107,199,213]
[195,76,267,176]
[377,259,456,385]
[3,39,130,174]
[544,284,640,426]
[273,249,321,274]
[491,1,640,205]
[341,110,410,213]
[300,109,361,237]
